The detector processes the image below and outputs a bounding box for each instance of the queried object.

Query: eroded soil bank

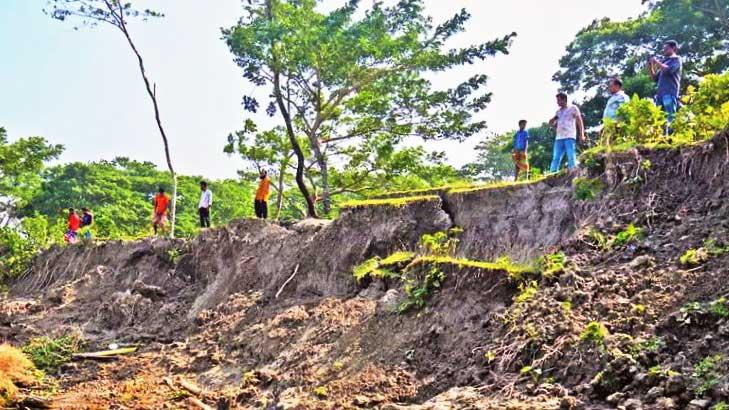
[2,131,728,409]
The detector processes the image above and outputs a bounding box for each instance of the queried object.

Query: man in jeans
[549,92,585,173]
[648,40,682,129]
[198,181,213,228]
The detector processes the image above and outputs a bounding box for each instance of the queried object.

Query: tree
[0,127,64,226]
[224,0,515,216]
[46,0,181,237]
[554,0,729,129]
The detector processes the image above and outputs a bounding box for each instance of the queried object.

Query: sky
[0,0,647,179]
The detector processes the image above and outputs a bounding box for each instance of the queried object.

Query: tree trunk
[117,17,178,237]
[308,138,331,215]
[266,0,316,218]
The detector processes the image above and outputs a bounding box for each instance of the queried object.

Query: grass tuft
[22,334,83,373]
[0,344,37,406]
[340,195,439,209]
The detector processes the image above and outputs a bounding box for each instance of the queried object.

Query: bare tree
[46,0,179,236]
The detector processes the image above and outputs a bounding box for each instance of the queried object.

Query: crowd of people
[510,40,682,180]
[64,41,683,240]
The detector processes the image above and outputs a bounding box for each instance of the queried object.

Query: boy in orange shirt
[254,169,270,219]
[152,187,170,235]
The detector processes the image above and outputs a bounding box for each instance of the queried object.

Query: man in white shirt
[603,77,630,121]
[548,92,585,173]
[198,181,213,228]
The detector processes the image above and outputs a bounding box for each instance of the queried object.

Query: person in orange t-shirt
[64,208,81,243]
[152,187,170,235]
[254,169,271,219]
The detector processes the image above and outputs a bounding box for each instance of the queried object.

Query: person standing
[602,77,630,121]
[549,92,585,173]
[254,169,271,219]
[198,181,213,228]
[80,207,94,240]
[152,187,170,235]
[64,208,81,243]
[648,40,682,128]
[511,120,530,180]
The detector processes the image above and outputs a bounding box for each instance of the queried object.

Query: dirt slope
[1,131,728,409]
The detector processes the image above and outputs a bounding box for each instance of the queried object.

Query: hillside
[1,131,728,409]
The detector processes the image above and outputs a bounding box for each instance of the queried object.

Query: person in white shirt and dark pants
[198,181,213,228]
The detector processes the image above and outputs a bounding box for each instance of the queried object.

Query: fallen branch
[72,347,137,360]
[188,397,214,410]
[275,264,300,299]
[178,377,203,397]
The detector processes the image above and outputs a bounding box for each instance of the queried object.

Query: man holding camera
[648,40,682,128]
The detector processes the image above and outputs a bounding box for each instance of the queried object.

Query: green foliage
[166,248,185,265]
[224,0,514,214]
[398,263,447,313]
[23,159,255,239]
[600,97,668,148]
[419,228,462,257]
[22,334,83,373]
[647,365,680,379]
[611,224,643,248]
[0,216,53,283]
[340,195,439,210]
[585,228,610,251]
[555,0,729,129]
[580,321,609,346]
[352,251,414,283]
[680,248,709,267]
[539,252,567,278]
[692,354,724,397]
[712,402,729,410]
[573,177,603,201]
[313,386,328,398]
[709,297,729,319]
[630,336,665,357]
[674,72,729,142]
[514,280,538,304]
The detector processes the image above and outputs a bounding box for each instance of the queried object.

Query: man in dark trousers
[255,169,271,219]
[198,181,213,228]
[648,40,682,130]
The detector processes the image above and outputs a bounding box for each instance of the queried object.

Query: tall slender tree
[46,0,180,236]
[224,0,515,216]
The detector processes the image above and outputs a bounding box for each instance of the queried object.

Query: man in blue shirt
[512,119,530,180]
[648,40,682,128]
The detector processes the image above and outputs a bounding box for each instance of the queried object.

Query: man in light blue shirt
[603,77,630,121]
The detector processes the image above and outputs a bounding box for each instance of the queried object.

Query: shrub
[540,251,567,278]
[692,354,723,397]
[573,177,604,201]
[674,72,729,142]
[0,215,52,283]
[680,248,709,267]
[601,97,668,148]
[709,297,729,318]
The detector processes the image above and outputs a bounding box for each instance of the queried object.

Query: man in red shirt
[152,187,170,235]
[64,208,81,243]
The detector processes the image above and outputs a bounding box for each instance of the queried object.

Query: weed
[612,224,643,248]
[647,365,680,379]
[631,304,647,315]
[539,251,567,278]
[561,300,573,313]
[331,361,344,372]
[313,386,328,398]
[629,336,665,357]
[22,334,83,373]
[703,238,729,256]
[573,177,604,201]
[580,321,609,346]
[484,351,496,363]
[419,227,462,257]
[585,228,610,251]
[166,248,185,265]
[514,280,538,304]
[168,389,191,400]
[640,159,652,171]
[680,248,709,267]
[398,264,446,313]
[692,354,723,397]
[352,252,413,282]
[519,365,542,383]
[712,402,729,410]
[340,195,439,209]
[709,297,729,318]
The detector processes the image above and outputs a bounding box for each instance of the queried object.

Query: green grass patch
[448,176,548,195]
[612,224,643,248]
[692,354,723,397]
[413,255,536,278]
[580,321,609,346]
[573,177,604,201]
[340,195,439,209]
[352,251,415,282]
[22,334,83,373]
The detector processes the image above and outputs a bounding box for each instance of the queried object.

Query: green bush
[692,354,724,397]
[612,224,643,248]
[601,97,668,148]
[540,251,567,278]
[674,72,729,142]
[0,215,53,283]
[580,321,609,346]
[573,177,604,201]
[22,334,83,373]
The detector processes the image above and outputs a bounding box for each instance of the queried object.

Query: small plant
[573,177,603,201]
[514,280,538,304]
[709,297,729,318]
[22,334,83,373]
[680,248,709,267]
[352,252,414,282]
[484,350,496,363]
[630,336,665,357]
[703,238,729,257]
[631,304,647,315]
[647,365,680,379]
[561,300,573,313]
[398,264,447,313]
[611,224,643,248]
[519,365,542,383]
[640,159,652,171]
[166,248,184,265]
[692,354,723,397]
[540,251,567,278]
[419,227,462,257]
[331,361,344,372]
[712,402,729,410]
[585,228,610,251]
[313,386,328,398]
[168,390,191,400]
[580,321,609,346]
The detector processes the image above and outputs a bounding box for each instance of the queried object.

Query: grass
[412,255,536,278]
[22,334,83,373]
[339,195,440,209]
[352,251,415,282]
[572,177,603,201]
[370,182,474,198]
[0,344,38,406]
[580,321,609,346]
[448,175,548,195]
[692,354,723,397]
[612,224,643,248]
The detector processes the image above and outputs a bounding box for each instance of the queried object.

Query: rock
[132,280,166,300]
[654,397,677,409]
[664,375,687,396]
[629,255,655,269]
[687,399,711,410]
[622,398,643,410]
[607,392,625,405]
[378,289,402,312]
[559,396,577,409]
[646,386,665,402]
